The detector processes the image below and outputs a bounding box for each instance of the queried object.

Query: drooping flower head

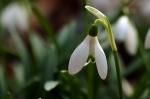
[84,5,123,98]
[113,16,138,55]
[68,25,108,80]
[1,2,29,31]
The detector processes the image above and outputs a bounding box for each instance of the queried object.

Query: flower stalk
[113,51,123,99]
[85,5,123,99]
[94,18,117,51]
[87,63,94,99]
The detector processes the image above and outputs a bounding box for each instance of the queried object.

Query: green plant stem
[105,20,123,99]
[94,18,117,51]
[94,18,123,99]
[87,63,94,99]
[86,7,123,98]
[113,51,123,99]
[108,19,123,98]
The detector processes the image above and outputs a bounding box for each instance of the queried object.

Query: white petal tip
[100,74,107,80]
[127,46,137,55]
[68,68,77,75]
[98,66,107,80]
[95,38,108,80]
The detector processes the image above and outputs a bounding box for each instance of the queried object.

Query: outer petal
[68,35,90,75]
[124,22,138,55]
[1,3,28,31]
[113,16,129,42]
[145,29,150,49]
[95,38,108,80]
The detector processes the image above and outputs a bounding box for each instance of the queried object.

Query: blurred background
[0,0,150,99]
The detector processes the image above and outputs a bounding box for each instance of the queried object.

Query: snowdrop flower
[68,25,108,80]
[122,79,133,96]
[144,29,150,49]
[113,16,138,55]
[1,2,29,31]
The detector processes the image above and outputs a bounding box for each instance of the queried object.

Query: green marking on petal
[87,55,95,63]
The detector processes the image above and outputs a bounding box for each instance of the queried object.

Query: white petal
[68,35,90,75]
[1,3,28,31]
[44,81,59,91]
[124,22,138,55]
[83,60,90,67]
[145,29,150,49]
[122,79,133,96]
[113,16,129,41]
[114,16,138,55]
[95,38,108,80]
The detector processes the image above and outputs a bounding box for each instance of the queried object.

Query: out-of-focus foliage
[0,0,150,99]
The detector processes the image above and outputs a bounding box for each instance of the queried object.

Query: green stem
[113,51,123,99]
[94,18,123,99]
[87,63,94,99]
[105,18,118,51]
[107,19,123,98]
[94,18,117,51]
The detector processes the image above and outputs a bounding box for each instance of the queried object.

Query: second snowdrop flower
[113,16,138,55]
[68,25,108,80]
[1,2,29,31]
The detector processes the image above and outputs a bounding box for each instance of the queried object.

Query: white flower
[1,2,29,31]
[144,29,150,49]
[68,35,108,80]
[113,16,138,55]
[122,79,133,96]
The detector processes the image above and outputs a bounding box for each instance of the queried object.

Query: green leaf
[0,65,7,96]
[29,33,47,66]
[5,92,13,99]
[57,21,76,46]
[42,45,58,81]
[31,4,60,52]
[31,4,53,37]
[10,30,30,80]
